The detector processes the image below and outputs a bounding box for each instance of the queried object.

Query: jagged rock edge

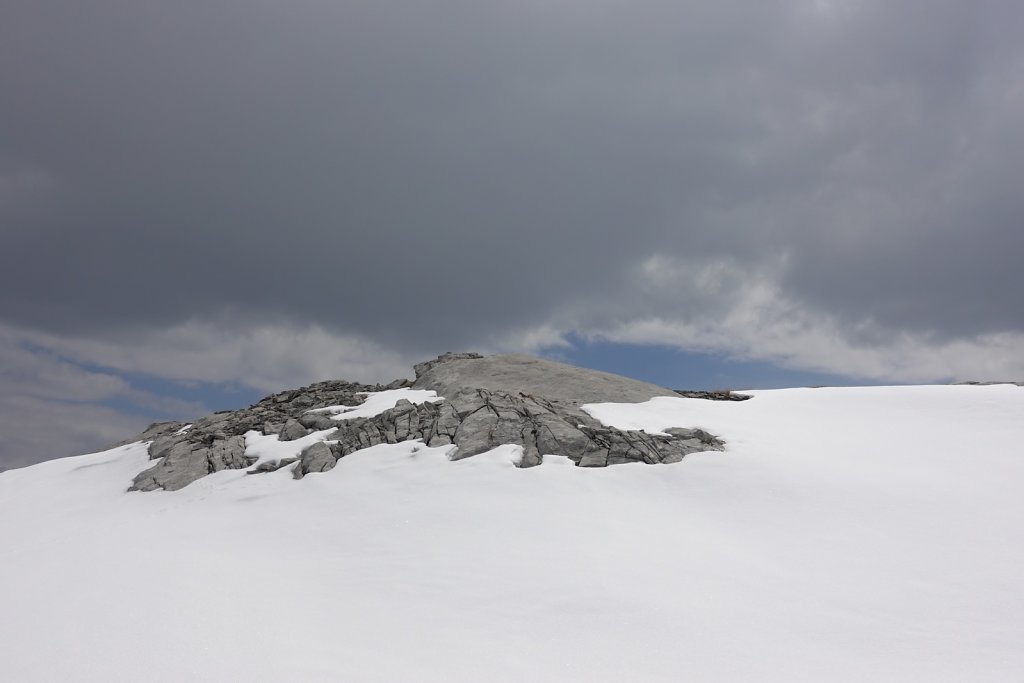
[126,354,727,492]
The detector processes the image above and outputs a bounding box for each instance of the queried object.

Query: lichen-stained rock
[124,352,730,491]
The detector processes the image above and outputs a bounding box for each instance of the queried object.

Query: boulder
[279,419,309,442]
[293,442,335,479]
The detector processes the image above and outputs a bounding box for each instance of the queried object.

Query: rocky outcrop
[130,378,389,491]
[411,353,681,405]
[133,434,251,492]
[673,390,752,401]
[411,352,484,379]
[128,353,728,491]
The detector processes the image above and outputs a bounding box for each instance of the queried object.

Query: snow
[306,387,442,420]
[1,384,1023,682]
[244,427,338,468]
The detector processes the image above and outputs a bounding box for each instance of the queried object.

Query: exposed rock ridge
[128,353,726,492]
[411,353,681,404]
[673,390,753,401]
[130,378,400,491]
[412,352,483,379]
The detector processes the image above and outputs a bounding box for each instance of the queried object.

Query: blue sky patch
[541,335,879,391]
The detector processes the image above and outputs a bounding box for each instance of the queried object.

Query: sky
[2,0,1023,469]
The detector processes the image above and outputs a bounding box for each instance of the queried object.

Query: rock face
[954,381,1024,386]
[412,353,681,405]
[129,379,393,491]
[127,353,727,491]
[673,390,752,401]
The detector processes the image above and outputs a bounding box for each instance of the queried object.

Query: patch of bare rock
[128,353,728,492]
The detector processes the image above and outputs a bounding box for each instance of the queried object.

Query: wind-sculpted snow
[128,353,725,491]
[2,383,1023,682]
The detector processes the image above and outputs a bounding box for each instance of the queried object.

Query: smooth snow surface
[2,385,1023,682]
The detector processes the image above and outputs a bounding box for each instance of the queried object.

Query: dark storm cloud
[2,0,1022,352]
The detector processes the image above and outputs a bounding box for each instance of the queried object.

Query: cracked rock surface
[127,352,727,491]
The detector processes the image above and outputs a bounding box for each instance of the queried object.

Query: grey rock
[293,441,336,479]
[131,435,253,492]
[148,433,183,460]
[208,436,251,470]
[279,419,309,442]
[578,448,609,467]
[383,377,413,390]
[424,401,461,447]
[298,413,336,431]
[107,420,188,449]
[673,389,753,401]
[413,354,679,405]
[262,421,284,436]
[247,457,297,474]
[123,377,379,490]
[122,352,729,491]
[413,352,483,380]
[192,412,233,430]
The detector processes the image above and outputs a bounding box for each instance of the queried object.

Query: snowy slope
[1,385,1022,682]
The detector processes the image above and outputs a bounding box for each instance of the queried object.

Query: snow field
[1,384,1022,682]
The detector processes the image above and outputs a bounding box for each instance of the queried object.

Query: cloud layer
[2,0,1022,466]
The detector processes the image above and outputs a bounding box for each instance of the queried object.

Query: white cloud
[0,326,209,468]
[477,323,571,357]
[10,319,417,393]
[0,393,149,470]
[4,256,1023,470]
[587,254,1024,384]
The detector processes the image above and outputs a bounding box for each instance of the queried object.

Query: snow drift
[1,381,1022,682]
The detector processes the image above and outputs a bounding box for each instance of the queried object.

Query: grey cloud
[13,320,416,392]
[1,1,1022,376]
[0,393,150,469]
[0,329,213,466]
[0,334,131,402]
